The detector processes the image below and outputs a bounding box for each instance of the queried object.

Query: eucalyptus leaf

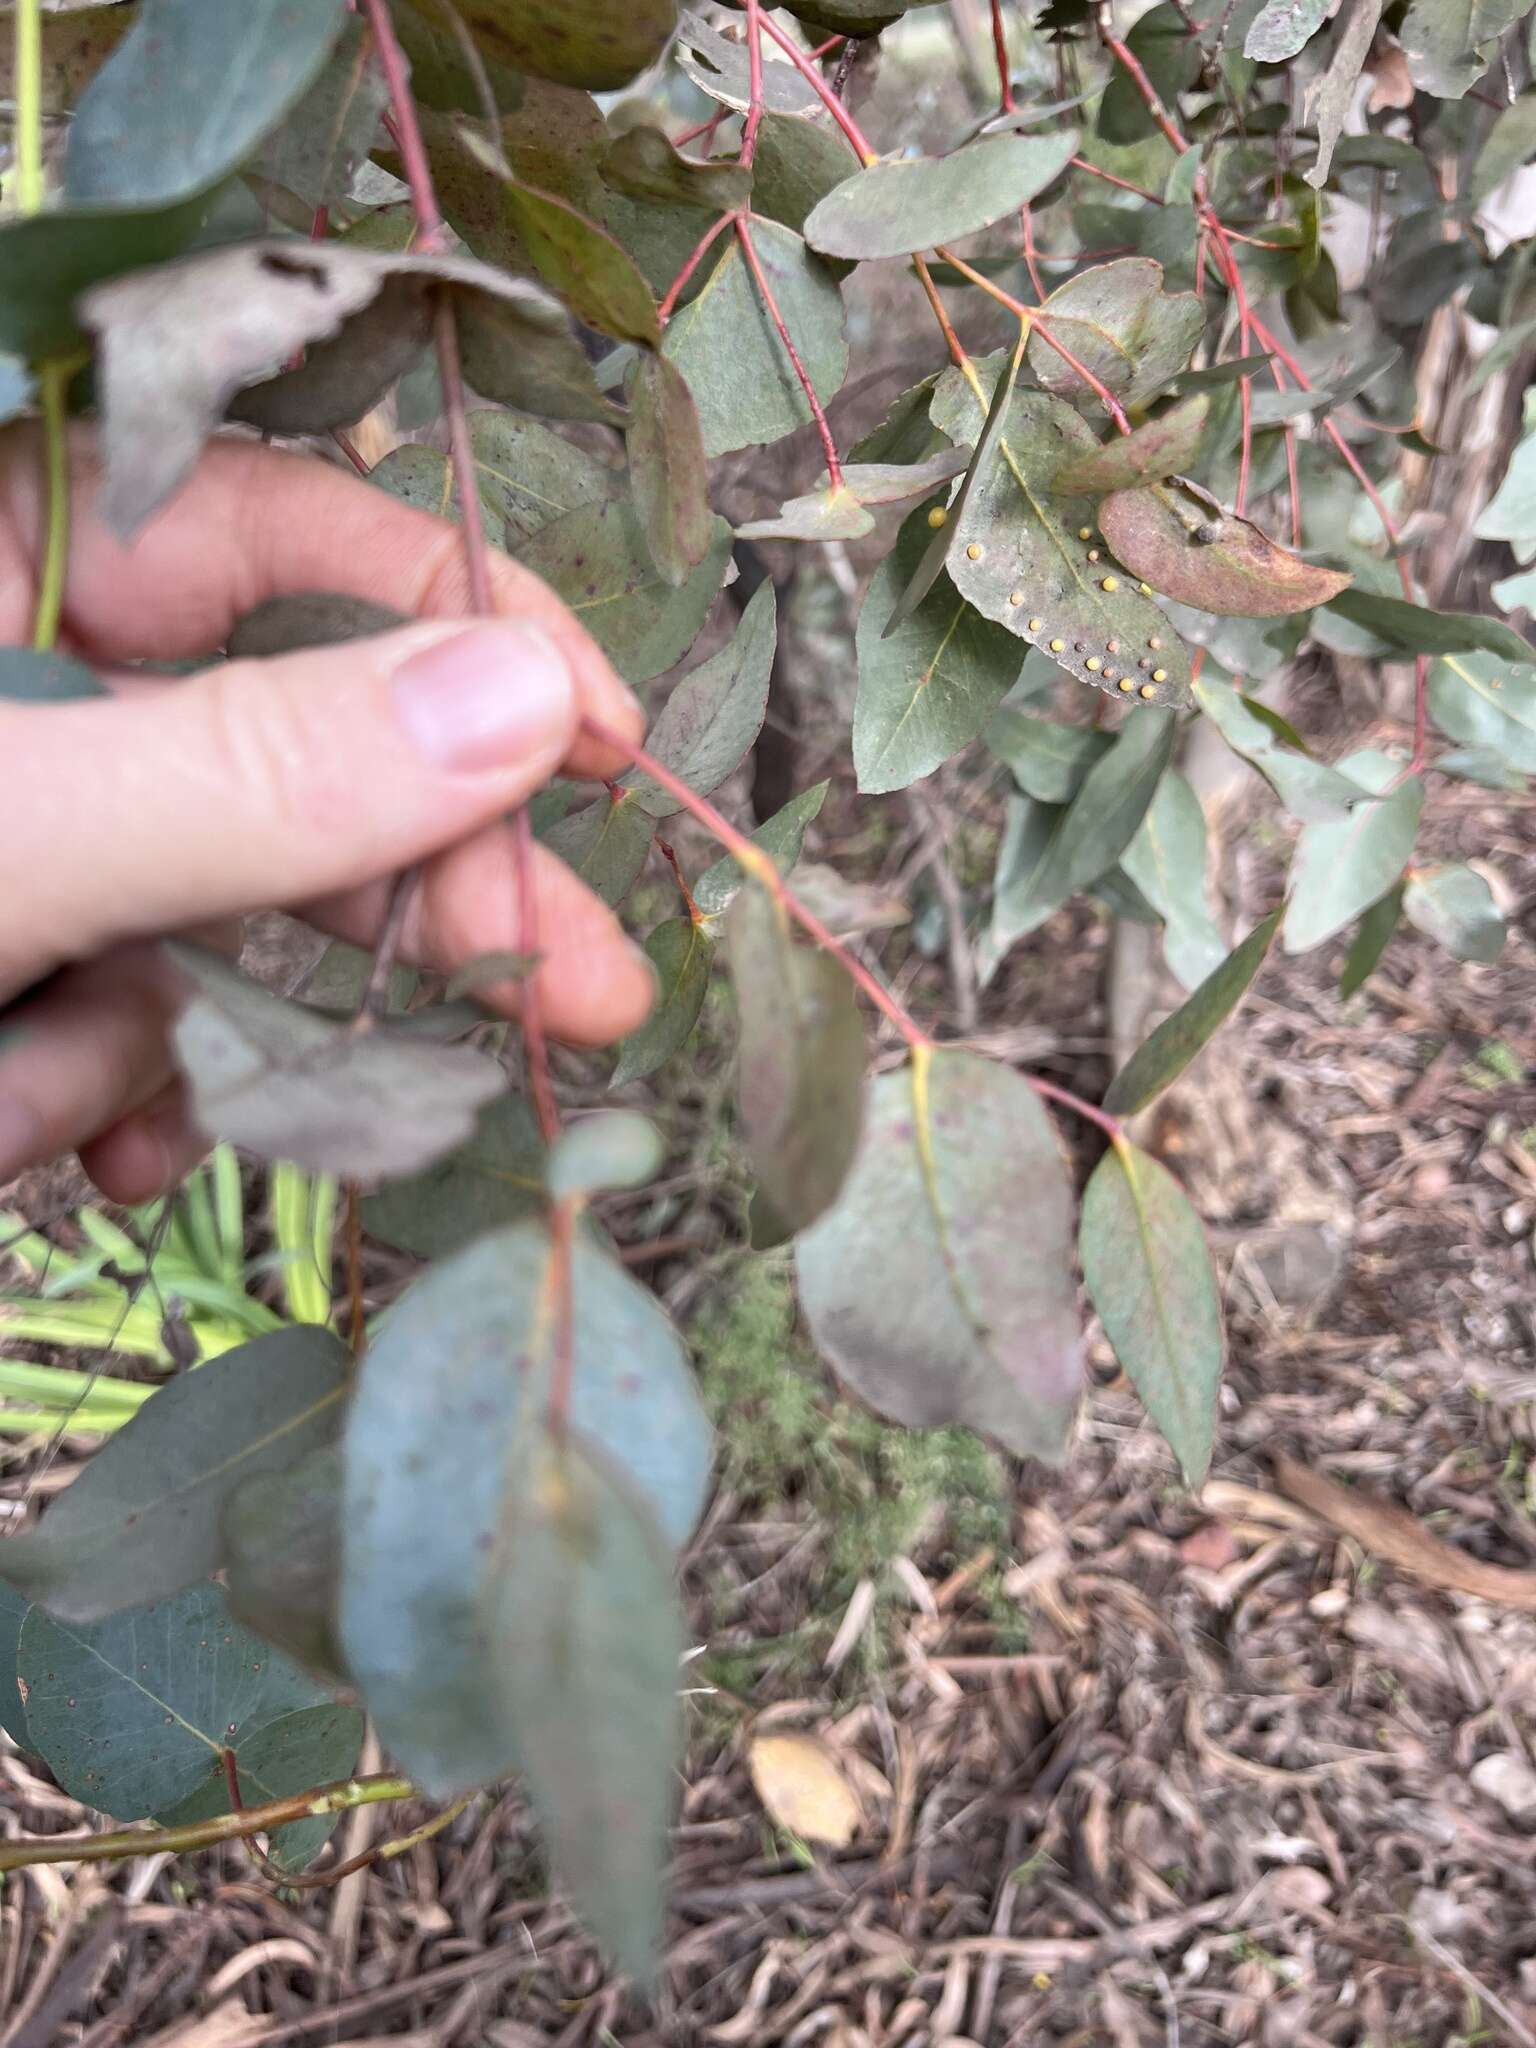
[662,219,849,458]
[804,129,1078,261]
[1026,258,1204,413]
[796,1049,1081,1459]
[1428,651,1536,772]
[623,583,776,815]
[612,919,714,1086]
[693,782,829,916]
[1303,0,1385,189]
[736,486,876,541]
[167,943,505,1180]
[1401,864,1505,963]
[1284,750,1424,954]
[752,112,864,238]
[1193,671,1362,821]
[547,1111,665,1199]
[1103,908,1282,1115]
[66,0,348,207]
[0,1327,348,1625]
[1245,0,1333,60]
[361,1094,546,1259]
[545,791,657,907]
[1324,588,1534,664]
[602,124,752,212]
[153,1699,364,1873]
[986,707,1111,804]
[1053,393,1212,494]
[1080,1143,1223,1485]
[0,1582,29,1747]
[18,1582,330,1819]
[627,351,714,587]
[0,650,108,704]
[677,10,825,116]
[455,0,678,89]
[854,500,1026,793]
[1339,882,1404,996]
[1119,770,1227,990]
[727,882,865,1234]
[260,16,388,211]
[1098,485,1351,617]
[519,501,732,682]
[223,1446,347,1682]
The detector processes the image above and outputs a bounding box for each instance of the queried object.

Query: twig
[658,208,736,326]
[11,0,43,214]
[1028,1074,1123,1140]
[735,215,844,488]
[757,10,877,162]
[30,359,72,652]
[934,245,1131,430]
[990,0,1016,114]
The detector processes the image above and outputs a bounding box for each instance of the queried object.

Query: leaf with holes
[727,882,865,1234]
[545,791,657,907]
[1428,650,1536,772]
[81,241,586,536]
[1098,485,1352,617]
[627,351,714,586]
[796,1049,1081,1457]
[1284,750,1424,953]
[65,0,348,206]
[622,583,776,814]
[224,1446,347,1684]
[0,1327,348,1625]
[154,1699,364,1873]
[854,500,1025,793]
[1402,864,1505,963]
[454,127,661,343]
[1119,770,1227,990]
[612,920,714,1086]
[662,219,848,458]
[1026,259,1203,413]
[167,943,504,1180]
[973,707,1178,944]
[0,650,108,704]
[1104,908,1281,1115]
[18,1581,331,1819]
[932,363,1194,708]
[361,1096,546,1260]
[1079,1143,1223,1486]
[804,129,1078,260]
[693,783,830,916]
[519,499,733,682]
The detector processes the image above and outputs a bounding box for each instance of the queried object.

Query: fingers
[79,1081,205,1207]
[308,816,656,1048]
[0,426,641,776]
[1,614,637,1000]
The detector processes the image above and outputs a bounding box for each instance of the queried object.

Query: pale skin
[0,429,657,1205]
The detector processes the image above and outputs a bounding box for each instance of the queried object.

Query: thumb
[2,617,616,998]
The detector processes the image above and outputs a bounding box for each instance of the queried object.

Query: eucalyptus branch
[11,0,43,215]
[30,360,72,653]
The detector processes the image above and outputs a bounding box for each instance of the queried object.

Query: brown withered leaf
[747,1731,862,1848]
[1098,484,1352,617]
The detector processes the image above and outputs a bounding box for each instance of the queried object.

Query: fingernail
[0,1094,41,1185]
[393,623,575,773]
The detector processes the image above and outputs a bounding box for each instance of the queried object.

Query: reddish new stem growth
[735,215,845,488]
[991,0,1016,114]
[658,208,735,325]
[657,838,703,923]
[1027,1075,1123,1140]
[741,0,766,168]
[911,255,970,371]
[580,715,927,1050]
[757,10,877,163]
[934,247,1131,431]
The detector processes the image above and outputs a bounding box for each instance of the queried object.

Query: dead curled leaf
[79,239,578,537]
[1273,1454,1536,1611]
[1097,484,1353,617]
[746,1730,862,1848]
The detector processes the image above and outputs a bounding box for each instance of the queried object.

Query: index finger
[0,425,642,778]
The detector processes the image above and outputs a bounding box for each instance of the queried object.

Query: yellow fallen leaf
[747,1731,861,1848]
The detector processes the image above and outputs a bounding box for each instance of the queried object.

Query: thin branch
[990,0,1016,114]
[581,715,928,1050]
[735,215,844,488]
[30,359,72,653]
[757,10,877,162]
[658,208,736,326]
[1028,1075,1123,1141]
[741,0,766,167]
[933,246,1131,430]
[11,0,43,214]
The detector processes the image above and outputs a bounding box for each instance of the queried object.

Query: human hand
[0,430,653,1205]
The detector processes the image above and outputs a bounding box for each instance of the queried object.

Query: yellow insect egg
[1086,548,1100,562]
[1100,575,1119,592]
[1008,591,1024,606]
[927,505,948,528]
[1077,526,1092,541]
[965,542,983,560]
[1152,667,1168,683]
[1139,682,1157,699]
[1085,656,1102,672]
[1118,677,1135,693]
[1138,581,1153,595]
[1148,635,1162,649]
[1049,637,1065,652]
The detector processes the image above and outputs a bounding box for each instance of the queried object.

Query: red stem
[735,215,844,488]
[1070,155,1165,203]
[757,10,876,162]
[935,247,1131,431]
[741,0,766,168]
[991,0,1016,114]
[363,6,445,253]
[1027,1075,1123,1141]
[912,254,969,370]
[331,428,369,476]
[658,208,736,325]
[1098,16,1191,156]
[657,838,703,925]
[1020,203,1045,302]
[581,715,927,1049]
